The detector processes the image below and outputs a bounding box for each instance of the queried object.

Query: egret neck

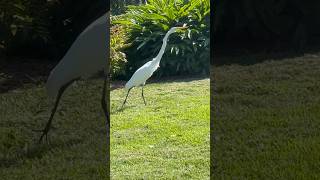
[152,31,172,67]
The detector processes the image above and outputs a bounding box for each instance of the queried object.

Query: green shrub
[110,22,130,78]
[114,0,210,78]
[213,0,320,58]
[0,0,50,57]
[111,0,145,15]
[0,0,107,58]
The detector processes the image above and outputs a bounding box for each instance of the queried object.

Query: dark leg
[36,78,78,143]
[101,73,109,128]
[141,86,146,105]
[101,72,110,175]
[121,87,132,109]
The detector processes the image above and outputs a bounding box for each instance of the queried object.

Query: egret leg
[101,73,109,128]
[141,86,146,105]
[101,72,110,174]
[36,78,78,143]
[121,87,132,109]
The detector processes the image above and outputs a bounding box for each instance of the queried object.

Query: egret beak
[178,24,188,29]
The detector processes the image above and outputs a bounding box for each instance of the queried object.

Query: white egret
[34,12,110,143]
[121,24,188,108]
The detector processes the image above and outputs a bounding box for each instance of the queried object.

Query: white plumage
[122,25,188,108]
[35,12,110,143]
[46,13,109,99]
[125,60,158,90]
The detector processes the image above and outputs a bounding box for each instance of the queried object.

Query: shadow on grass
[111,105,135,113]
[0,137,82,168]
[213,44,320,66]
[111,75,209,91]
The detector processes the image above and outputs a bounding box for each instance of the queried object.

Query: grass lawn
[110,78,210,179]
[212,53,320,179]
[5,51,319,179]
[0,76,209,179]
[0,79,109,179]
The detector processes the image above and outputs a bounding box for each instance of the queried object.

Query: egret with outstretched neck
[121,24,188,108]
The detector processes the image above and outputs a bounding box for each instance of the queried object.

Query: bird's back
[46,13,109,99]
[125,61,157,90]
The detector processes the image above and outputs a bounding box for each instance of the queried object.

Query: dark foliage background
[113,0,210,79]
[0,0,108,60]
[213,0,320,64]
[111,0,146,15]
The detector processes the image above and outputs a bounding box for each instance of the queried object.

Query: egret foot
[34,78,77,144]
[32,127,51,144]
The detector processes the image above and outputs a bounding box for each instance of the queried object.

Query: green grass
[0,80,109,179]
[0,77,209,179]
[212,53,320,179]
[111,78,210,179]
[6,51,318,179]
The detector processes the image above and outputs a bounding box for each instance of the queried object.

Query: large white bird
[35,12,110,143]
[121,24,188,108]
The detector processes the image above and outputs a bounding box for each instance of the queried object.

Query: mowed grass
[212,53,320,179]
[111,78,210,179]
[0,80,109,179]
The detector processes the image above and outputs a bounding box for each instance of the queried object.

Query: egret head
[167,23,188,35]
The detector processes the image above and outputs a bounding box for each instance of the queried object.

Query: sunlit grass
[111,78,210,179]
[0,77,209,179]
